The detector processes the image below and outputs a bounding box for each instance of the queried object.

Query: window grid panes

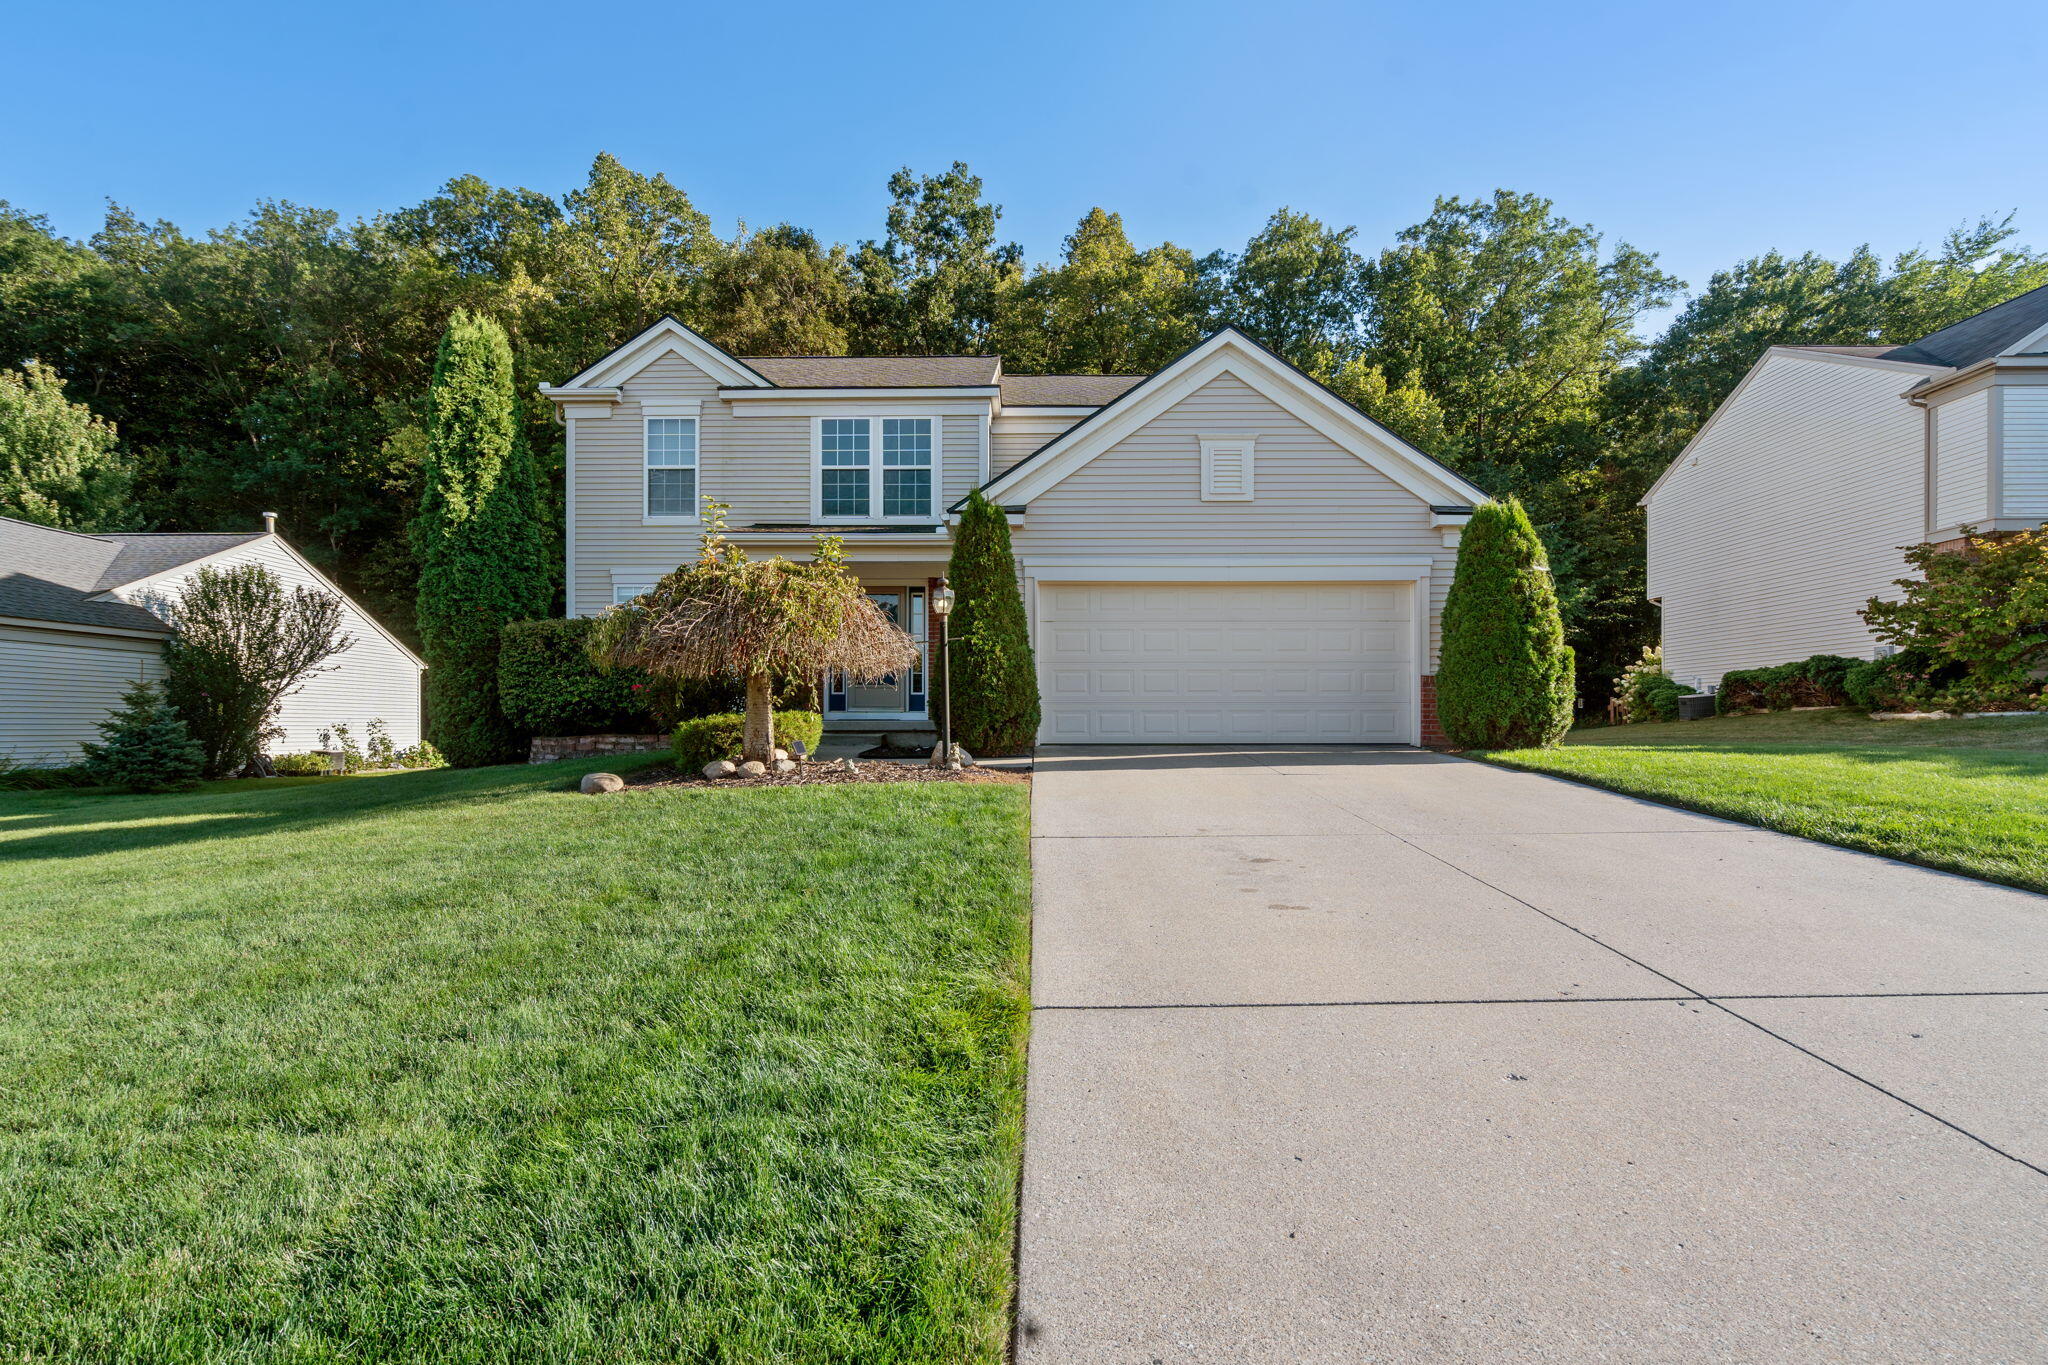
[881,418,933,517]
[645,418,698,518]
[820,419,871,517]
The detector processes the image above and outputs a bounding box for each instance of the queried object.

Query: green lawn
[0,759,1031,1363]
[1483,708,2048,894]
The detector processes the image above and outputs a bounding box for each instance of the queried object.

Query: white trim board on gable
[547,316,771,394]
[977,328,1486,511]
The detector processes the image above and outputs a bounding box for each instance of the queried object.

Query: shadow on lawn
[0,758,644,864]
[1571,742,2048,782]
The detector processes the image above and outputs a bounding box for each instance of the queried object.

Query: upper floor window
[646,417,698,519]
[818,417,933,520]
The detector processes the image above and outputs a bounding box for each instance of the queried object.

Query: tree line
[3,153,2044,703]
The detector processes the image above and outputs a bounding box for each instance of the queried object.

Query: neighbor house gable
[1639,346,1948,508]
[973,327,1486,513]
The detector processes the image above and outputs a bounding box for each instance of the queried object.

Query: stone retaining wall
[529,734,669,764]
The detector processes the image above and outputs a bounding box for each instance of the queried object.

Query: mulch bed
[621,761,1028,791]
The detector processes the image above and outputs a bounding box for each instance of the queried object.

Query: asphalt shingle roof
[736,356,1000,388]
[0,518,262,633]
[999,374,1146,406]
[1883,283,2048,369]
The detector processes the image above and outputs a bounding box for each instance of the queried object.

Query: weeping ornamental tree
[589,511,918,764]
[412,310,549,767]
[944,491,1038,754]
[1436,497,1575,749]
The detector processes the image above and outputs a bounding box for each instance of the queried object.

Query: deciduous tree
[0,361,129,528]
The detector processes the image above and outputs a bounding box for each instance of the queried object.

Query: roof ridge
[0,513,118,543]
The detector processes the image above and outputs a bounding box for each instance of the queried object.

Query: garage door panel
[1040,581,1414,745]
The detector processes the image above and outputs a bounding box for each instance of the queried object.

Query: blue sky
[9,0,2044,333]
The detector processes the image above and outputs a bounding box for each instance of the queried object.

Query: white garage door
[1038,581,1415,744]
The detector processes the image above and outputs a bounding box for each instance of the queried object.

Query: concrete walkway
[1017,746,2048,1363]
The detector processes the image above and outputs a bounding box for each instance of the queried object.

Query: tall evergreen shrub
[1436,497,1574,749]
[412,311,550,766]
[943,492,1038,753]
[80,681,205,792]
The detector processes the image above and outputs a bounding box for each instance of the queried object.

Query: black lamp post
[931,579,956,767]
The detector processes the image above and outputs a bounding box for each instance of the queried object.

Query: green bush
[1719,654,1862,714]
[672,711,823,771]
[1843,652,1951,712]
[271,753,335,776]
[1436,497,1574,749]
[80,680,205,793]
[943,491,1039,754]
[499,618,657,735]
[397,740,448,769]
[1614,645,1686,722]
[1863,527,2048,693]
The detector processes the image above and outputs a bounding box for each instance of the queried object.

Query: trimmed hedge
[1716,654,1859,715]
[499,618,656,736]
[1631,673,1687,722]
[673,711,823,771]
[1437,497,1574,749]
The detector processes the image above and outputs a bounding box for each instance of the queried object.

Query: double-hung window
[644,414,698,520]
[818,417,933,520]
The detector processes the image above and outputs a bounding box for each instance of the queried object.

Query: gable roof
[737,355,999,388]
[0,518,263,634]
[969,326,1488,511]
[1883,282,2048,368]
[548,316,773,393]
[998,373,1145,407]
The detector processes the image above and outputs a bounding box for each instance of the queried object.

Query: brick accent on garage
[1419,675,1450,749]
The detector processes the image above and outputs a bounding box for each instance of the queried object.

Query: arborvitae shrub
[1435,497,1574,749]
[942,492,1038,754]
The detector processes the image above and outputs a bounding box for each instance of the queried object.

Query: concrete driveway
[1017,746,2048,1363]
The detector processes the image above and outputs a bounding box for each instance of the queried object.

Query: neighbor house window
[612,581,656,607]
[819,417,934,519]
[645,417,698,518]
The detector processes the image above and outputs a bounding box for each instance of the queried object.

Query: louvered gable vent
[1200,436,1255,501]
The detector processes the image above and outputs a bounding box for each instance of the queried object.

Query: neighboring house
[542,321,1486,746]
[0,516,424,767]
[1642,284,2048,691]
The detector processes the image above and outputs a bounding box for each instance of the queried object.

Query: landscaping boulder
[772,748,790,762]
[579,772,625,795]
[738,760,768,777]
[926,742,973,770]
[701,760,738,780]
[773,759,797,774]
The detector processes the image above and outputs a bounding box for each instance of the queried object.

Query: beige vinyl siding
[1644,352,1930,690]
[568,350,993,615]
[2001,386,2048,516]
[990,412,1090,478]
[1008,373,1456,665]
[0,623,164,767]
[112,538,422,753]
[1932,388,1992,533]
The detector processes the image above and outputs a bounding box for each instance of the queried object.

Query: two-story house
[541,321,1486,747]
[1642,283,2048,691]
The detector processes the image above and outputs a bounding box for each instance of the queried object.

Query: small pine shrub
[1436,497,1574,749]
[80,681,205,793]
[672,711,823,771]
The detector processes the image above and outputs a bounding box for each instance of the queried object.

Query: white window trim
[1199,434,1256,501]
[608,574,661,608]
[642,400,701,525]
[811,414,940,523]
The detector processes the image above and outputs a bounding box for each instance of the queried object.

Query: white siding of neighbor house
[1932,388,1992,533]
[0,623,165,767]
[112,537,422,755]
[1007,371,1458,666]
[990,411,1090,478]
[2002,386,2048,517]
[1644,351,1932,691]
[568,351,989,616]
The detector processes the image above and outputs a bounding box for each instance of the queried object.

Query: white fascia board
[1021,554,1435,581]
[982,331,1486,509]
[2002,319,2048,357]
[1912,354,2048,402]
[993,405,1100,418]
[556,317,770,391]
[726,394,996,420]
[1637,346,1948,507]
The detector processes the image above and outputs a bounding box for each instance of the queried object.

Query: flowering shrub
[1614,646,1686,722]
